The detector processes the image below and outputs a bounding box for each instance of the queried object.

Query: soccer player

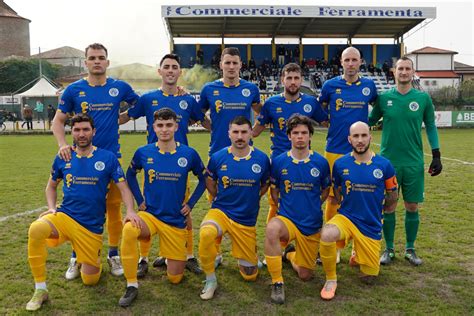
[369,56,442,266]
[199,47,262,266]
[26,114,139,311]
[52,43,139,278]
[253,62,328,222]
[121,53,210,275]
[319,47,377,262]
[264,114,330,304]
[119,108,206,307]
[199,116,270,300]
[319,121,398,300]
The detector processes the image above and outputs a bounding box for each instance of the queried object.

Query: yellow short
[42,212,102,267]
[138,211,187,261]
[328,214,381,276]
[276,215,320,270]
[324,151,344,197]
[203,208,258,265]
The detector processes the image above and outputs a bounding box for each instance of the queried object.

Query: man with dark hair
[369,56,442,266]
[264,114,330,304]
[121,53,210,276]
[52,42,139,280]
[119,108,206,307]
[26,113,139,311]
[319,121,398,300]
[253,62,327,223]
[319,47,377,263]
[199,116,270,300]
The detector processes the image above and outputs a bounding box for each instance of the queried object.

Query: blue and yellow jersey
[50,147,125,234]
[271,151,331,236]
[333,153,398,240]
[199,79,260,155]
[319,76,377,154]
[58,78,139,158]
[127,89,204,145]
[129,142,205,229]
[207,146,270,226]
[256,93,328,159]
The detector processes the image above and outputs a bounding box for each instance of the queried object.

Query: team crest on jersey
[409,102,419,111]
[373,168,383,179]
[152,100,158,105]
[220,164,227,171]
[178,157,188,167]
[387,100,393,107]
[213,90,220,96]
[362,87,371,96]
[109,88,119,97]
[94,161,105,171]
[79,91,86,97]
[343,168,349,175]
[310,167,320,177]
[147,157,154,164]
[242,88,251,97]
[179,100,188,110]
[303,104,312,113]
[252,164,262,174]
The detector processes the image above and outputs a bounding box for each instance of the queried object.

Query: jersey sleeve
[127,95,146,119]
[383,160,398,192]
[320,158,331,190]
[368,96,383,126]
[270,159,281,188]
[129,149,143,173]
[122,82,139,105]
[256,100,271,126]
[261,155,271,186]
[58,87,74,114]
[318,82,331,104]
[50,156,63,181]
[199,85,210,112]
[191,149,206,177]
[311,98,328,123]
[189,96,205,122]
[206,154,218,180]
[251,84,261,105]
[332,160,342,189]
[109,156,125,183]
[423,94,440,150]
[369,80,378,103]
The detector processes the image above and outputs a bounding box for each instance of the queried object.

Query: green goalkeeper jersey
[369,88,439,167]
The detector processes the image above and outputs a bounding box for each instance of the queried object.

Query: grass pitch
[0,129,473,314]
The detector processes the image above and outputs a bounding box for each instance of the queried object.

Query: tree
[0,58,60,94]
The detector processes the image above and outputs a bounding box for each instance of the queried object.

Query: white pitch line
[0,206,47,223]
[314,131,474,165]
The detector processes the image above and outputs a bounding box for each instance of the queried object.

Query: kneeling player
[319,122,398,300]
[119,108,206,307]
[264,114,330,304]
[26,114,138,311]
[199,116,270,300]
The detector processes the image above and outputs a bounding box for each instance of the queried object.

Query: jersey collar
[221,78,241,88]
[85,77,109,87]
[75,146,96,159]
[341,75,362,86]
[156,142,180,155]
[281,93,302,104]
[288,150,313,164]
[228,146,254,161]
[351,151,375,165]
[160,88,179,97]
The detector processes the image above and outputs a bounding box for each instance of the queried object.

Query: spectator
[278,46,286,66]
[197,48,204,65]
[22,105,33,130]
[34,100,44,123]
[47,104,56,129]
[259,77,267,92]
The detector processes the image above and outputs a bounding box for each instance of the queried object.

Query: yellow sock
[240,269,258,281]
[265,255,283,284]
[28,220,52,283]
[167,272,184,284]
[286,251,296,264]
[139,238,151,258]
[81,265,102,286]
[106,205,122,247]
[120,222,141,283]
[199,225,218,275]
[186,228,194,256]
[320,241,337,280]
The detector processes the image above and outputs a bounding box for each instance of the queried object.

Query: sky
[5,0,474,67]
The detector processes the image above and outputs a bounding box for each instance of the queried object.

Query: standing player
[253,62,328,222]
[26,114,139,311]
[119,108,206,307]
[319,121,398,300]
[52,43,139,278]
[369,57,442,266]
[199,47,262,266]
[319,47,377,262]
[264,114,330,304]
[121,53,210,275]
[199,116,270,300]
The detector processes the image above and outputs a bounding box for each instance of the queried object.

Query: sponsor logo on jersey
[65,174,73,188]
[148,169,156,184]
[345,180,352,194]
[336,98,343,111]
[81,102,89,113]
[362,87,371,96]
[278,117,285,130]
[373,168,383,179]
[178,157,188,167]
[284,180,292,193]
[94,161,105,171]
[303,104,312,113]
[109,88,119,97]
[179,100,188,110]
[252,164,262,173]
[409,102,419,111]
[222,176,230,188]
[215,100,223,113]
[242,88,251,97]
[310,167,320,177]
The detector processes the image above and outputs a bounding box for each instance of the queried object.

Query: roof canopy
[16,76,59,97]
[162,5,436,39]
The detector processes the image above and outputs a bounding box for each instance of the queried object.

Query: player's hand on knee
[39,208,56,218]
[428,149,442,176]
[124,211,142,228]
[58,144,73,161]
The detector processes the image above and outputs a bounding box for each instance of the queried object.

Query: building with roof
[31,46,86,70]
[454,61,474,82]
[407,46,460,91]
[0,0,30,59]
